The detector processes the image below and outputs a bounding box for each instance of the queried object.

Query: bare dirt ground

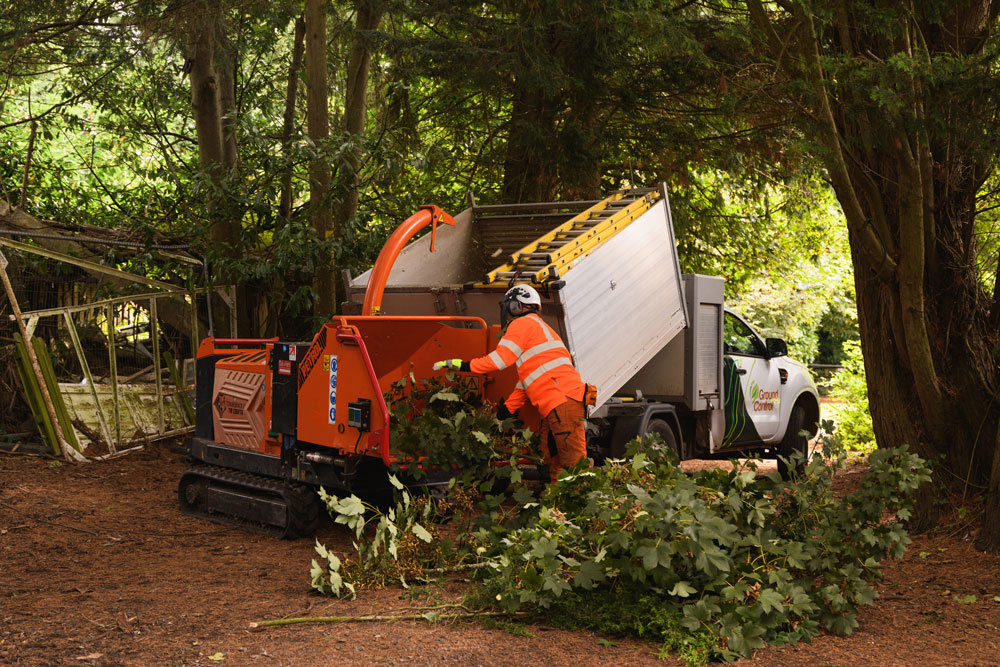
[2,441,999,666]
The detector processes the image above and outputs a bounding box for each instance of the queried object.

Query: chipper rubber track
[177,466,322,539]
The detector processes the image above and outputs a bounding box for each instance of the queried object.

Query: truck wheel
[777,405,809,480]
[643,418,681,463]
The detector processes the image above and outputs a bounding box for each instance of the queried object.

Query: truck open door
[721,311,783,445]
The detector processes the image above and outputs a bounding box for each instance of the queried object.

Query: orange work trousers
[539,398,588,483]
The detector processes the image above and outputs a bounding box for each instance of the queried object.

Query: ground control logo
[749,381,779,412]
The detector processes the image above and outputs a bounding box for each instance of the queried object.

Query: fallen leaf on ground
[208,652,225,661]
[115,611,134,634]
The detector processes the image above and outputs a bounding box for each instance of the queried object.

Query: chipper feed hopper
[177,187,688,537]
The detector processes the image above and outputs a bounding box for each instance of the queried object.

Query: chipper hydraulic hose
[361,205,455,316]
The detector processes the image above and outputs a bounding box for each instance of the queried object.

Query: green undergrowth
[311,381,929,664]
[543,588,717,664]
[825,341,876,456]
[386,371,534,484]
[468,440,928,663]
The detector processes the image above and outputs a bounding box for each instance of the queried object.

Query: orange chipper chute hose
[361,205,456,316]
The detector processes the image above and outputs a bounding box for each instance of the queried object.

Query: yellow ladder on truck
[482,188,661,285]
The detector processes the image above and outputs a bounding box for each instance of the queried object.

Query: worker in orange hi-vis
[433,284,590,483]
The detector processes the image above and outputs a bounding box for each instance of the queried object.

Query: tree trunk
[187,0,238,337]
[744,0,1000,548]
[333,0,383,232]
[502,85,558,203]
[264,14,307,339]
[305,0,334,317]
[213,20,248,336]
[976,428,1000,551]
[215,26,241,173]
[558,101,602,201]
[188,0,225,232]
[279,15,306,223]
[331,0,383,309]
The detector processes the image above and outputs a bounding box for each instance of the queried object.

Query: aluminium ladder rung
[483,188,660,285]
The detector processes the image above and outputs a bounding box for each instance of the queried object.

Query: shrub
[826,340,876,455]
[473,438,928,663]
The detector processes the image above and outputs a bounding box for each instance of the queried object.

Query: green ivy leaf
[758,588,785,614]
[412,522,433,543]
[574,560,605,589]
[669,581,697,598]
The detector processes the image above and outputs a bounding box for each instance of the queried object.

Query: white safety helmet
[500,284,541,327]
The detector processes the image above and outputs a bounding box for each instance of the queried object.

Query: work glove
[433,359,470,372]
[496,402,521,435]
[496,402,514,421]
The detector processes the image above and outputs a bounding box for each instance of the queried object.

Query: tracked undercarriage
[178,465,322,539]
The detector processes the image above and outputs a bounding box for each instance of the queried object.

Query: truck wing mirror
[765,337,788,358]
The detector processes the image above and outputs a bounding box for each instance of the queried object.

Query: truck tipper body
[344,185,819,462]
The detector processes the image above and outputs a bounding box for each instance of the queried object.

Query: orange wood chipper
[176,207,530,538]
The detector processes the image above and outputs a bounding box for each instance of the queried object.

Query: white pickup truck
[345,186,820,473]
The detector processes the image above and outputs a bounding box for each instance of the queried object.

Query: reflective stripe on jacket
[469,313,584,417]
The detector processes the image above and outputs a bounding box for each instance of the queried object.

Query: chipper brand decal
[327,355,338,424]
[297,327,328,388]
[214,394,245,419]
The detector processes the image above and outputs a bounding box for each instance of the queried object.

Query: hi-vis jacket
[469,313,584,417]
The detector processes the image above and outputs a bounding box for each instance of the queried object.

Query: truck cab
[719,309,819,453]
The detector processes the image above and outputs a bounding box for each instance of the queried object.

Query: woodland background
[4,0,1000,547]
